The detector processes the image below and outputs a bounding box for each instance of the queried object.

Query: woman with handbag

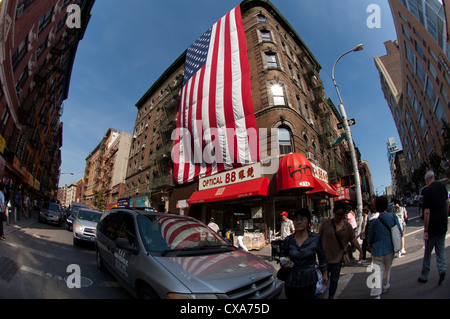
[367,196,403,299]
[280,208,328,299]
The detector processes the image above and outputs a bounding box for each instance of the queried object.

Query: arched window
[278,127,292,155]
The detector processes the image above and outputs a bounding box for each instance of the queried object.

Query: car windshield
[77,210,102,222]
[43,203,60,212]
[137,215,231,254]
[72,205,86,213]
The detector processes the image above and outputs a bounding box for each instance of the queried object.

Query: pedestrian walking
[14,190,22,221]
[234,220,248,252]
[358,207,371,262]
[392,198,407,257]
[275,211,295,240]
[319,202,362,299]
[367,196,403,299]
[281,208,328,299]
[367,207,380,268]
[23,193,30,219]
[346,206,358,231]
[0,183,6,240]
[418,171,448,285]
[207,217,220,233]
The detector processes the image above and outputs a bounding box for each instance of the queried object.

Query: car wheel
[137,284,158,299]
[96,249,106,272]
[73,237,79,246]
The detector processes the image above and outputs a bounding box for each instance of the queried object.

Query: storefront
[184,153,339,248]
[187,163,269,248]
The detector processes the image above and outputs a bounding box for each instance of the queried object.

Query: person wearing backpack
[367,196,403,299]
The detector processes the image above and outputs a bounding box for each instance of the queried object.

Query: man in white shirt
[276,211,295,240]
[207,217,220,233]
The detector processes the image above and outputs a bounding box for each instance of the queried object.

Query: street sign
[337,118,356,130]
[332,136,346,145]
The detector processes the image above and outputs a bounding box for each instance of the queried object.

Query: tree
[94,189,107,212]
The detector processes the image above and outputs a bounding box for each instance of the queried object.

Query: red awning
[308,177,339,197]
[188,178,269,204]
[277,153,314,192]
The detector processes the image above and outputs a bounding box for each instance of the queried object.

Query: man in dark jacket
[418,171,448,285]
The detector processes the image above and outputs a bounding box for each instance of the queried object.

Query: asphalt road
[0,215,131,299]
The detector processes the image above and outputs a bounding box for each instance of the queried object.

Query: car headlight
[75,224,83,232]
[167,293,219,299]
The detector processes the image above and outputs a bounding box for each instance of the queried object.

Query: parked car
[73,208,103,245]
[95,209,283,299]
[39,202,63,225]
[65,202,89,231]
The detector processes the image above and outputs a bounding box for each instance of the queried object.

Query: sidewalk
[3,209,39,236]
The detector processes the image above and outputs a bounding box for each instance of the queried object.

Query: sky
[59,0,401,195]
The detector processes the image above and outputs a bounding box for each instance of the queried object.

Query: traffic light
[340,173,355,188]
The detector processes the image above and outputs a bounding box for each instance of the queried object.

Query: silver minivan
[95,209,282,299]
[73,208,102,245]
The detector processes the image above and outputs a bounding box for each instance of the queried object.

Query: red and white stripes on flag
[173,4,259,185]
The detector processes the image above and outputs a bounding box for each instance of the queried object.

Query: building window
[272,84,286,106]
[12,37,28,70]
[434,99,446,127]
[36,36,48,60]
[260,29,272,42]
[278,127,292,155]
[265,52,279,69]
[257,14,266,23]
[404,42,414,66]
[38,7,53,34]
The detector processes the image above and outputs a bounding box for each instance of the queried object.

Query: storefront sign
[332,182,350,201]
[199,162,261,191]
[311,163,329,183]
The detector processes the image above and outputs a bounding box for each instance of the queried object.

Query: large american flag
[173,4,259,185]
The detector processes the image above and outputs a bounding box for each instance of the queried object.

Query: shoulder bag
[378,215,402,253]
[331,220,351,266]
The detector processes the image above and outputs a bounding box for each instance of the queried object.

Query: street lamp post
[331,44,364,228]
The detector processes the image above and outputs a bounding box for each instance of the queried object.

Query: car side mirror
[116,238,138,255]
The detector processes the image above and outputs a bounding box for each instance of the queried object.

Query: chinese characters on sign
[199,163,261,190]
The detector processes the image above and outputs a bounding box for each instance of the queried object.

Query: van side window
[98,211,123,241]
[118,213,137,247]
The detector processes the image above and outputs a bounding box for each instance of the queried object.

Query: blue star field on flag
[183,27,212,85]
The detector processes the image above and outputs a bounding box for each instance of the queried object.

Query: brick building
[0,0,94,199]
[124,0,359,239]
[82,128,132,210]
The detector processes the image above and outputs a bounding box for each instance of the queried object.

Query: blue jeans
[420,233,447,280]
